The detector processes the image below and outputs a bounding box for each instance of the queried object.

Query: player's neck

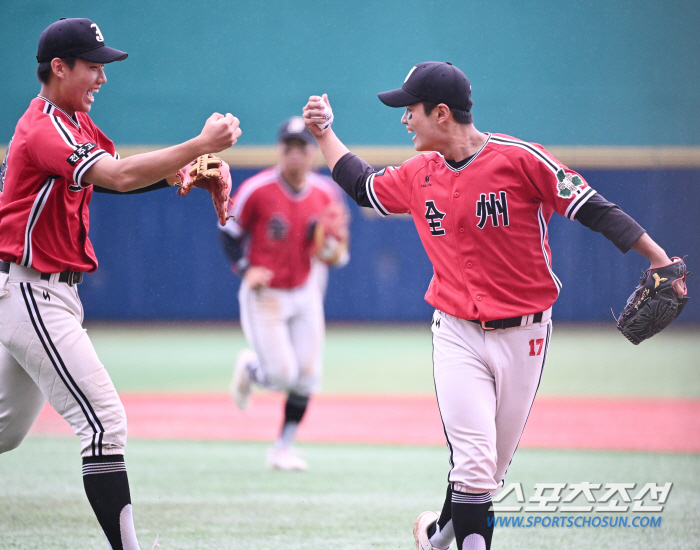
[280,169,307,193]
[438,124,488,163]
[39,84,77,118]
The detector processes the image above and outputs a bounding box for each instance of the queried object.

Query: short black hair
[37,57,77,84]
[422,100,473,125]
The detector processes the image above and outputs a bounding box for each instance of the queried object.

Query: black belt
[469,311,543,330]
[0,260,83,286]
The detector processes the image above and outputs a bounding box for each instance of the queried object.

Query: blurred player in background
[220,117,349,470]
[0,18,239,550]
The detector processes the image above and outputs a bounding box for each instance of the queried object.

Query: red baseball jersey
[222,168,341,289]
[365,133,596,321]
[0,96,117,273]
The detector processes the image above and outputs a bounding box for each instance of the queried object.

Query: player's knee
[266,363,298,390]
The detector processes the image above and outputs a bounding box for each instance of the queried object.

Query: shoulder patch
[556,168,585,198]
[67,143,97,166]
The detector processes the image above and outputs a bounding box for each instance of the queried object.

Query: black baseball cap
[277,116,315,145]
[37,18,128,64]
[378,62,473,111]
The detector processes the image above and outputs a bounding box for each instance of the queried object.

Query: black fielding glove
[616,258,689,345]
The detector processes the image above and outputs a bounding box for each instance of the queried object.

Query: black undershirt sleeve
[93,179,170,195]
[331,153,375,208]
[218,230,249,275]
[574,192,646,253]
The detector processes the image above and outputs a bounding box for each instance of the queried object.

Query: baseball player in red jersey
[221,117,348,470]
[0,18,240,549]
[303,62,686,550]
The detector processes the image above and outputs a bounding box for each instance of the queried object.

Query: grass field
[1,438,698,550]
[85,323,700,397]
[1,324,699,549]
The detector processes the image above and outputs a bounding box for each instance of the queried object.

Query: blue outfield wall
[80,168,699,323]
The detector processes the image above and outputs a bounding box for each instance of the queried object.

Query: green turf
[0,437,698,549]
[86,323,700,397]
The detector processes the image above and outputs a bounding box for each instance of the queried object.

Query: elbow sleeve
[575,193,646,253]
[332,153,375,208]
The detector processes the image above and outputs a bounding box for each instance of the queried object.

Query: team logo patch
[556,169,585,198]
[425,200,446,236]
[67,142,97,167]
[476,191,509,229]
[267,214,289,240]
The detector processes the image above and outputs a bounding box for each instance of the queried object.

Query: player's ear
[436,104,451,123]
[50,58,67,80]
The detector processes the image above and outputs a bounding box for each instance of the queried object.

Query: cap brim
[78,46,128,63]
[377,87,422,108]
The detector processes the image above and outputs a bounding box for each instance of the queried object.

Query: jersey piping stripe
[230,172,278,220]
[38,96,81,129]
[440,134,492,172]
[565,186,596,220]
[20,283,106,456]
[365,173,390,217]
[74,149,108,187]
[49,114,78,149]
[537,205,562,293]
[219,219,244,239]
[46,112,107,188]
[21,177,55,267]
[490,135,560,174]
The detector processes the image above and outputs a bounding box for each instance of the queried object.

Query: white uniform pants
[0,265,126,457]
[431,309,552,494]
[238,274,325,396]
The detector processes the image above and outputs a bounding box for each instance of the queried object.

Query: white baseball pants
[431,308,552,494]
[0,264,126,457]
[238,273,325,396]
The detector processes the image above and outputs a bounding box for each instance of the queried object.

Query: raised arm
[302,95,375,207]
[84,113,241,192]
[302,95,350,172]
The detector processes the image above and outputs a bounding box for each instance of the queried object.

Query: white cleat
[414,511,445,550]
[230,348,256,410]
[266,446,308,471]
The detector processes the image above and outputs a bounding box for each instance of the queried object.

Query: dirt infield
[30,394,700,453]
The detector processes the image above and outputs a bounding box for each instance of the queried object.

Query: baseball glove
[176,154,233,226]
[616,257,689,345]
[313,203,349,265]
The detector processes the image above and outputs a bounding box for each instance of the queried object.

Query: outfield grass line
[29,393,700,453]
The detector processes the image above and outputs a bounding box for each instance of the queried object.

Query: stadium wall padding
[79,167,699,323]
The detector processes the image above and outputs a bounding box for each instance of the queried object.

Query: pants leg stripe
[501,322,552,482]
[20,282,105,455]
[431,326,456,478]
[243,285,263,355]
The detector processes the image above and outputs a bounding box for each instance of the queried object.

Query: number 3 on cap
[91,23,104,42]
[528,338,544,356]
